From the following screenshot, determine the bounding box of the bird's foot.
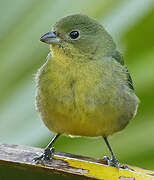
[33,147,55,164]
[104,156,120,168]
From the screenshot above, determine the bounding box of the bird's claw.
[104,156,120,168]
[33,147,55,164]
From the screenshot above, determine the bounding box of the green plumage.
[36,14,139,137]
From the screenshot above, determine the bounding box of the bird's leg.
[33,134,60,163]
[103,137,120,168]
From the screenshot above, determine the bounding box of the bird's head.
[40,14,116,62]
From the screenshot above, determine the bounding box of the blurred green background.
[0,0,154,171]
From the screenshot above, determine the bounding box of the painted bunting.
[34,14,139,167]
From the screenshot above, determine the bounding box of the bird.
[34,14,139,167]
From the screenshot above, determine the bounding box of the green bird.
[34,14,139,167]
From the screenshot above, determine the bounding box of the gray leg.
[103,137,120,167]
[33,134,60,163]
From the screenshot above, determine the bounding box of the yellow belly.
[36,56,138,137]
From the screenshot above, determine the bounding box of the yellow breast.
[36,53,138,137]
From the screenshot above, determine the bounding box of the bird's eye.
[69,30,80,40]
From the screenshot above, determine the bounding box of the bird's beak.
[40,30,58,44]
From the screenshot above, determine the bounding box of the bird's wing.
[112,51,134,90]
